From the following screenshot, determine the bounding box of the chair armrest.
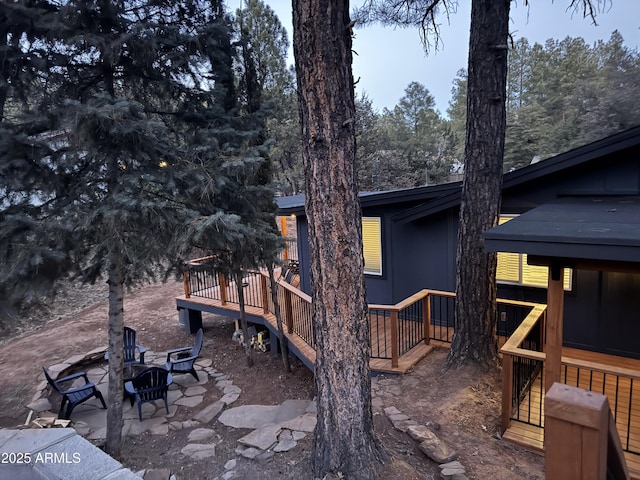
[124,381,135,395]
[56,371,89,385]
[62,382,97,395]
[137,346,146,365]
[170,355,198,366]
[166,347,191,361]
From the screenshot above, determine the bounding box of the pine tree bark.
[447,0,510,369]
[235,270,254,367]
[105,251,124,456]
[293,1,383,478]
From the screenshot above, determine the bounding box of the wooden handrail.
[560,356,640,382]
[275,275,312,302]
[504,347,546,362]
[500,305,547,353]
[186,255,218,265]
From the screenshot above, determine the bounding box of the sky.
[257,1,640,116]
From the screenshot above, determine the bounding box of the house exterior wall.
[498,151,640,358]
[288,138,640,358]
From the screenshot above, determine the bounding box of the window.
[362,217,382,275]
[496,216,572,290]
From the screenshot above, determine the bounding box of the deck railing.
[501,304,640,458]
[369,290,431,366]
[279,238,299,262]
[560,358,640,456]
[184,258,544,371]
[500,304,548,432]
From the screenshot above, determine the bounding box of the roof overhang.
[483,196,640,271]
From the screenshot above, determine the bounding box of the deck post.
[220,273,228,305]
[391,310,399,368]
[544,266,565,394]
[183,265,191,299]
[281,216,289,260]
[260,274,269,314]
[285,289,294,334]
[423,295,430,345]
[501,353,513,433]
[545,383,614,480]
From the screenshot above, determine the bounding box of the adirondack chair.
[165,328,203,381]
[123,326,146,365]
[124,367,172,421]
[43,367,107,420]
[104,326,146,366]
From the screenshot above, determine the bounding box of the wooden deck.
[504,347,640,478]
[176,291,433,375]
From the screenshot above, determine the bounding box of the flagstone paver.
[220,393,240,405]
[187,428,216,442]
[184,386,207,397]
[192,401,225,424]
[181,443,216,460]
[30,348,318,479]
[174,395,204,408]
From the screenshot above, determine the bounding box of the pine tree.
[0,0,275,456]
[293,1,384,477]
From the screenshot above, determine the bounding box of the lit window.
[362,217,382,276]
[496,216,572,290]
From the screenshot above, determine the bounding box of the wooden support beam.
[423,296,431,345]
[391,310,399,368]
[260,274,269,314]
[545,265,565,394]
[219,273,228,305]
[501,353,513,433]
[183,267,191,299]
[284,289,294,334]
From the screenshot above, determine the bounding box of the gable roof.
[276,181,461,216]
[393,125,640,224]
[275,126,640,220]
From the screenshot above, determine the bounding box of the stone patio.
[18,348,318,479]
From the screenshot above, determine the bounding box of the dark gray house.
[277,126,640,360]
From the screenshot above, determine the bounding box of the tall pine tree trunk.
[293,1,382,478]
[105,250,124,456]
[234,270,254,367]
[447,0,510,369]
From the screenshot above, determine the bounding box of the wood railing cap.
[545,382,609,429]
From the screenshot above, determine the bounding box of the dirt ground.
[0,280,545,479]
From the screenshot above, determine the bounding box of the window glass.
[497,216,572,290]
[362,217,382,275]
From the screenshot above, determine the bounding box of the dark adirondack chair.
[43,367,106,420]
[124,367,172,421]
[104,326,146,365]
[124,326,146,365]
[165,328,203,381]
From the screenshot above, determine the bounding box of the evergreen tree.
[0,0,279,455]
[0,0,65,322]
